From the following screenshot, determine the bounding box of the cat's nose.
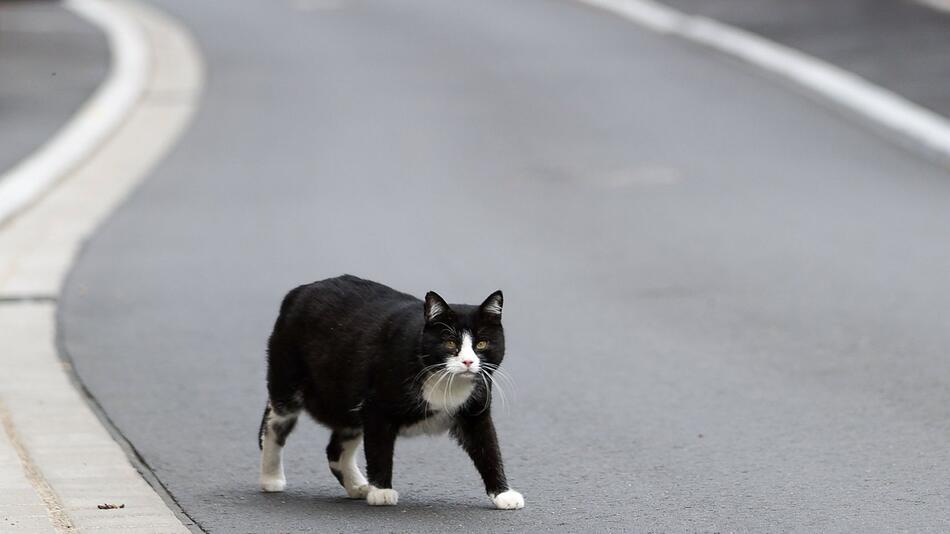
[461,359,474,367]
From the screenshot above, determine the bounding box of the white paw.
[492,489,524,510]
[260,476,286,493]
[366,487,399,506]
[346,483,370,499]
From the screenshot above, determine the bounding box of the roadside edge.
[0,0,205,531]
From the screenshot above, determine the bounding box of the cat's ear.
[424,291,451,323]
[479,290,503,321]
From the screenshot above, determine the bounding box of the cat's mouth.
[449,368,479,377]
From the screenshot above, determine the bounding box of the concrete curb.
[577,0,950,167]
[0,0,203,531]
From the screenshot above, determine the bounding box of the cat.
[258,274,524,510]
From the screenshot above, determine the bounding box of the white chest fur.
[399,411,453,437]
[421,374,475,413]
[400,374,476,437]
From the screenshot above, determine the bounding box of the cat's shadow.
[227,487,499,518]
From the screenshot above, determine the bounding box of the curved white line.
[0,0,149,227]
[915,0,950,14]
[578,0,950,164]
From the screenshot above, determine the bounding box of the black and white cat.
[258,275,524,509]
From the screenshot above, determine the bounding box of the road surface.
[59,0,950,531]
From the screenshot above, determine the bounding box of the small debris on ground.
[97,503,125,510]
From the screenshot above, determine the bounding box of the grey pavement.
[59,0,950,532]
[0,0,108,176]
[664,0,950,119]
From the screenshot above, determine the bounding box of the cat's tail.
[258,403,271,450]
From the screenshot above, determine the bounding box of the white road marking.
[577,0,950,165]
[0,0,149,228]
[915,0,950,14]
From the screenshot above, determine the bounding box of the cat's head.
[419,290,505,377]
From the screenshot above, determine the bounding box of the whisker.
[481,364,515,383]
[479,364,516,405]
[472,372,492,416]
[491,373,516,403]
[443,372,456,413]
[426,369,450,399]
[419,369,450,423]
[431,322,458,339]
[411,362,441,382]
[420,370,440,425]
[494,375,509,416]
[410,362,445,389]
[484,372,509,416]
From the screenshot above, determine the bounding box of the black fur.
[261,274,514,497]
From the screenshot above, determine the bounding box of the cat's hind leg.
[259,399,300,492]
[326,429,369,498]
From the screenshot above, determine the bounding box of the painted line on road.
[0,0,148,228]
[577,0,950,165]
[915,0,950,14]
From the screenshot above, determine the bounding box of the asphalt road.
[0,1,107,177]
[60,0,950,532]
[664,0,950,117]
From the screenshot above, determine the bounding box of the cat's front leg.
[452,411,525,510]
[326,429,369,498]
[363,417,399,506]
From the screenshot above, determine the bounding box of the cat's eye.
[475,340,489,350]
[444,340,457,350]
